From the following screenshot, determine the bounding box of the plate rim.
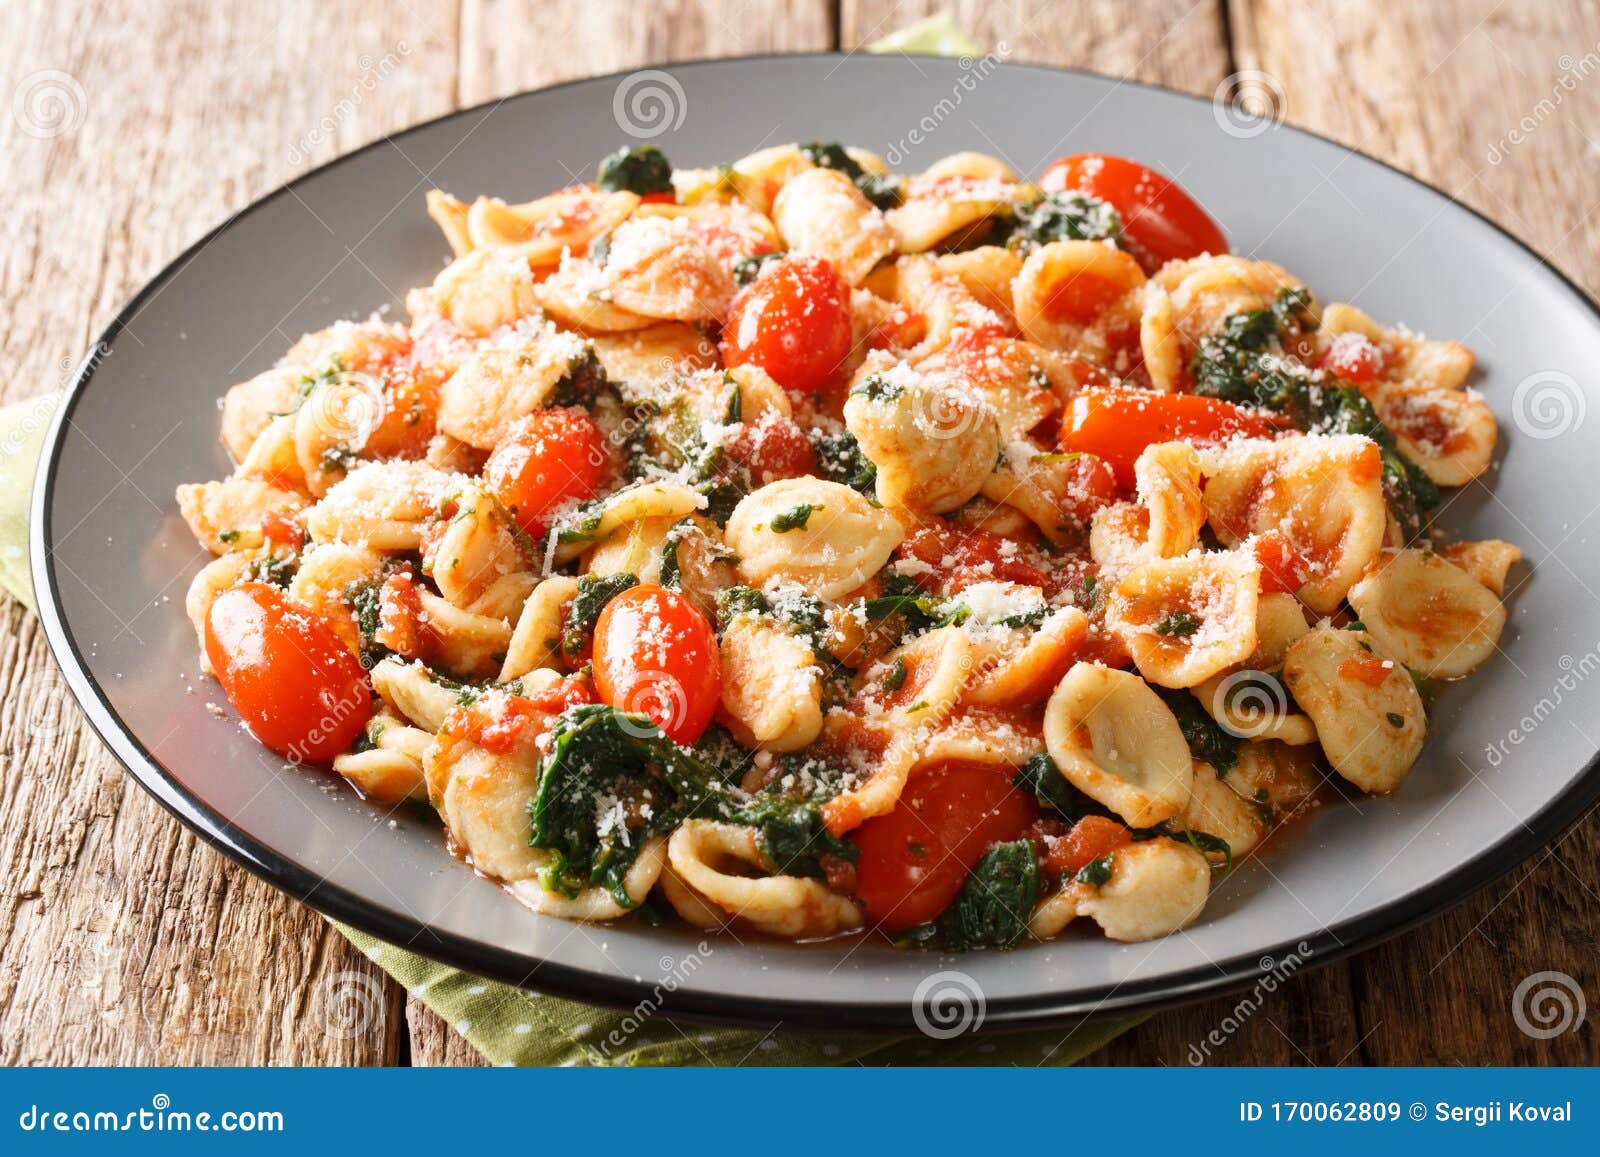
[29,51,1600,1033]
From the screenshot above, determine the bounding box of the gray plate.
[31,55,1600,1032]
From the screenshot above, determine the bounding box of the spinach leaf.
[1007,191,1122,254]
[769,504,817,533]
[798,141,903,210]
[596,145,674,197]
[939,840,1039,950]
[1154,610,1201,638]
[732,251,784,285]
[1155,687,1240,776]
[561,572,639,656]
[1013,752,1097,820]
[529,703,733,906]
[1076,855,1115,887]
[811,428,878,495]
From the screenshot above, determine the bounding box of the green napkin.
[0,20,1147,1062]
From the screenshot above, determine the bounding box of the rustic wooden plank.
[407,0,837,1066]
[456,0,836,105]
[841,0,1231,96]
[0,0,464,1064]
[1232,0,1600,1064]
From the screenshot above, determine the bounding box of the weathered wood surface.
[2,0,1594,1065]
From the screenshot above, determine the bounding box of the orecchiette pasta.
[179,140,1520,953]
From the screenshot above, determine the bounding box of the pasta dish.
[177,142,1516,949]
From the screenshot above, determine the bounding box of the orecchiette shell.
[772,167,895,285]
[1202,434,1387,614]
[1438,539,1522,596]
[666,821,862,938]
[1347,548,1507,678]
[437,325,596,450]
[725,477,904,600]
[1281,627,1426,794]
[717,611,824,752]
[842,365,999,514]
[1106,551,1261,688]
[500,575,579,681]
[176,476,305,555]
[1043,662,1195,827]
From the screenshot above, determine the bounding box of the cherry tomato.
[723,411,818,484]
[259,510,304,551]
[484,408,609,537]
[592,584,721,745]
[1056,452,1121,527]
[205,583,372,763]
[1060,388,1278,488]
[720,255,852,395]
[895,521,1051,594]
[1319,332,1386,384]
[1340,654,1394,688]
[1252,531,1311,595]
[851,759,1040,932]
[1040,154,1228,270]
[1043,815,1133,876]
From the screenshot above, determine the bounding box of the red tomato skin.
[592,585,721,745]
[1044,815,1133,876]
[851,760,1040,932]
[720,256,853,395]
[1253,531,1312,595]
[205,583,372,763]
[1320,333,1385,383]
[1060,388,1277,488]
[723,412,818,484]
[484,408,609,537]
[895,522,1051,594]
[1040,154,1228,270]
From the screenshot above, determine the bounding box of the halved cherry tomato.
[442,674,595,754]
[1319,332,1386,384]
[1340,654,1394,688]
[592,584,721,745]
[484,407,609,537]
[1056,452,1121,527]
[259,510,305,551]
[723,411,818,484]
[720,255,852,395]
[1040,154,1228,270]
[895,521,1051,594]
[205,583,372,762]
[1253,530,1311,595]
[1060,388,1277,488]
[851,759,1040,932]
[1043,815,1134,876]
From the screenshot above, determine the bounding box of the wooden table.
[4,0,1597,1066]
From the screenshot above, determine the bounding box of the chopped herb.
[1014,752,1100,819]
[217,529,241,545]
[882,657,907,692]
[1076,854,1115,887]
[851,372,903,403]
[1154,610,1201,638]
[769,504,818,533]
